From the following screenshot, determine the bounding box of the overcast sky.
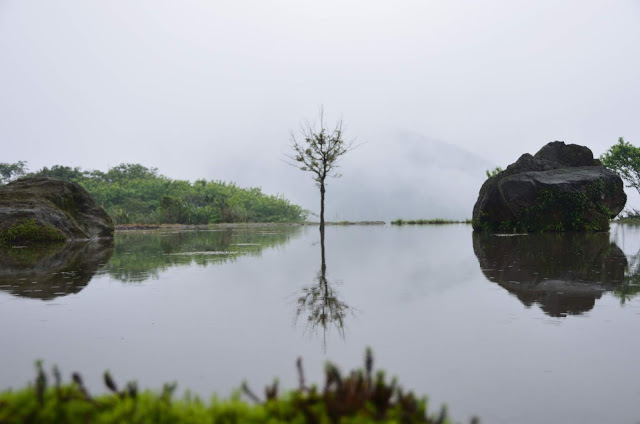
[1,1,639,219]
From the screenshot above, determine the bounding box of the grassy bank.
[613,218,640,224]
[0,350,474,424]
[613,209,640,224]
[391,219,472,225]
[25,163,307,225]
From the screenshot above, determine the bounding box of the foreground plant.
[0,350,478,423]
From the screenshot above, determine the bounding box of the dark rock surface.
[0,240,113,300]
[472,141,626,232]
[472,232,627,317]
[0,177,113,242]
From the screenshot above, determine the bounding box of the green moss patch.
[1,219,66,245]
[514,183,610,232]
[479,181,614,233]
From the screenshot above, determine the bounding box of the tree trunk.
[320,224,326,276]
[319,180,325,243]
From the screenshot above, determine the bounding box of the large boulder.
[472,141,626,232]
[0,177,114,244]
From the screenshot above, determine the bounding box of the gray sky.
[1,1,639,220]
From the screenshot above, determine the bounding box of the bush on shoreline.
[22,163,306,225]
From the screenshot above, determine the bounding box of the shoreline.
[114,221,387,231]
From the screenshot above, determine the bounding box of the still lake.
[1,224,640,423]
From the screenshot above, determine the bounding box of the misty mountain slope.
[285,132,494,222]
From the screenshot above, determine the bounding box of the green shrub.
[26,163,308,224]
[485,166,503,179]
[0,351,474,424]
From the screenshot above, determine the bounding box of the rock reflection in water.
[472,232,627,317]
[0,240,114,300]
[295,233,354,350]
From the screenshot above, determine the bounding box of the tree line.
[0,162,307,224]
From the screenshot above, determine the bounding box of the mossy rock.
[472,141,626,232]
[0,177,114,245]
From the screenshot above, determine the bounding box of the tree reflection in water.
[295,230,354,351]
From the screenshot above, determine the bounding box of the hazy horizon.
[2,1,639,219]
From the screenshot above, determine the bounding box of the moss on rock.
[0,177,114,244]
[472,142,626,233]
[0,219,66,245]
[499,183,611,233]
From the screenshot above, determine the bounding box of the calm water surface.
[1,224,640,424]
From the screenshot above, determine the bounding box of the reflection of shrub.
[104,227,301,283]
[4,243,65,266]
[614,280,640,305]
[614,249,640,305]
[0,351,472,423]
[1,219,65,245]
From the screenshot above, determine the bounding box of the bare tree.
[288,107,355,236]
